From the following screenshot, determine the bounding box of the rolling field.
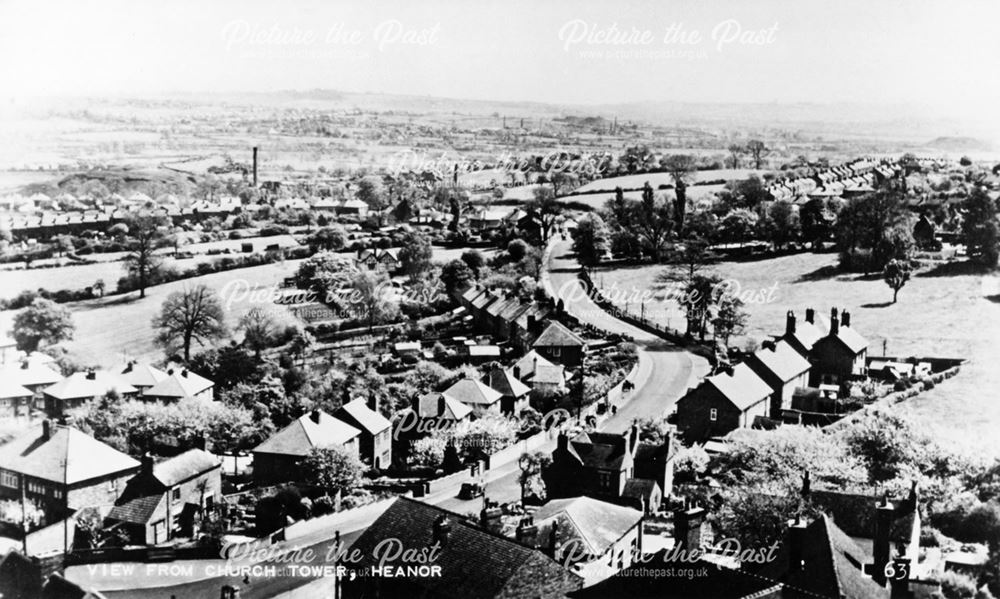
[574,168,761,193]
[594,252,1000,453]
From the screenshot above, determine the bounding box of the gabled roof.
[152,449,219,487]
[513,350,556,376]
[750,341,811,382]
[443,378,503,406]
[705,363,773,411]
[532,322,585,348]
[42,371,136,401]
[253,410,361,456]
[532,496,642,556]
[414,392,473,421]
[107,493,165,525]
[483,367,531,398]
[144,368,213,399]
[117,361,169,389]
[335,398,391,435]
[349,497,583,599]
[566,431,631,470]
[0,379,33,400]
[0,423,140,485]
[783,320,824,353]
[827,326,869,355]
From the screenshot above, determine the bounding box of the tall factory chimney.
[252,146,259,187]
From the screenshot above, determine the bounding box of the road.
[67,240,709,598]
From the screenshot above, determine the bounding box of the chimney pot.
[805,308,815,324]
[842,311,851,328]
[785,310,796,335]
[438,396,446,417]
[830,308,840,335]
[42,419,51,440]
[86,369,97,380]
[310,409,321,424]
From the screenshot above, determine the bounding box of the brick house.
[42,370,137,417]
[441,377,504,418]
[481,365,531,416]
[334,398,392,471]
[513,351,568,394]
[252,410,361,485]
[780,307,824,359]
[810,308,868,387]
[745,335,812,418]
[116,361,169,397]
[106,449,222,545]
[675,363,772,442]
[532,322,586,368]
[0,422,140,523]
[142,368,214,402]
[0,380,33,418]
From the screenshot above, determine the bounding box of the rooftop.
[253,410,361,457]
[0,423,140,485]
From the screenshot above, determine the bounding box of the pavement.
[66,239,709,598]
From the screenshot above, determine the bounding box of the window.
[598,471,613,489]
[172,487,181,501]
[0,471,18,488]
[709,408,718,421]
[550,347,561,357]
[27,480,44,495]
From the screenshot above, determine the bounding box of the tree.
[963,186,1000,267]
[507,238,528,261]
[720,209,759,247]
[440,259,475,297]
[11,298,74,352]
[122,213,168,298]
[348,270,399,331]
[571,213,611,267]
[356,179,390,226]
[54,234,74,258]
[153,285,228,362]
[882,259,911,304]
[727,144,744,169]
[683,273,722,341]
[836,192,913,272]
[300,445,363,496]
[526,186,563,243]
[662,154,697,234]
[712,296,749,347]
[288,330,316,365]
[746,139,770,169]
[766,200,800,249]
[92,279,106,298]
[636,182,674,261]
[518,451,552,503]
[799,198,834,249]
[398,230,434,280]
[461,249,485,278]
[308,226,347,251]
[239,307,278,355]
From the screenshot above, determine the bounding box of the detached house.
[675,363,772,442]
[745,334,812,418]
[442,378,504,418]
[116,361,169,396]
[810,308,868,386]
[334,398,392,470]
[482,365,531,416]
[252,410,361,485]
[0,380,33,417]
[42,370,137,416]
[513,351,568,393]
[0,422,140,521]
[107,449,222,545]
[532,322,586,368]
[355,248,399,272]
[143,368,214,402]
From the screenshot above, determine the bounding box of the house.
[513,351,567,393]
[355,247,399,272]
[334,398,392,470]
[0,379,33,417]
[0,422,140,521]
[810,308,868,386]
[467,208,511,231]
[758,515,890,599]
[42,370,137,416]
[442,378,504,418]
[532,322,586,367]
[343,497,584,599]
[116,361,169,396]
[252,409,361,485]
[482,365,531,416]
[107,449,222,545]
[0,332,16,365]
[408,392,473,430]
[335,198,369,218]
[515,496,643,585]
[780,308,824,359]
[745,332,812,418]
[0,551,108,599]
[142,368,214,402]
[675,363,773,442]
[544,424,674,511]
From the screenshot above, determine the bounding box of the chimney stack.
[432,515,452,545]
[252,147,259,187]
[437,396,446,417]
[367,394,378,415]
[805,308,815,324]
[785,311,796,335]
[548,521,561,558]
[85,369,97,380]
[310,409,321,424]
[515,516,537,545]
[830,308,839,335]
[841,310,851,328]
[871,495,895,587]
[556,432,568,453]
[42,419,51,440]
[787,517,808,571]
[141,453,154,476]
[673,503,706,552]
[512,365,521,379]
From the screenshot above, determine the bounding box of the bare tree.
[746,140,770,170]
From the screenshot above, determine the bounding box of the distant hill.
[923,136,994,152]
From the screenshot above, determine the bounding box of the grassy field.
[575,169,761,193]
[0,260,304,368]
[595,251,1000,453]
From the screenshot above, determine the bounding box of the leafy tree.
[301,445,364,496]
[518,451,552,502]
[92,279,106,298]
[963,186,1000,267]
[636,182,674,261]
[507,238,528,261]
[356,179,390,226]
[348,270,399,331]
[11,298,74,352]
[712,296,749,347]
[153,285,228,362]
[766,200,800,249]
[720,209,759,247]
[836,192,913,273]
[122,213,169,298]
[398,230,434,280]
[440,259,474,297]
[661,154,697,234]
[635,417,670,444]
[883,259,911,304]
[683,273,723,341]
[745,139,770,169]
[288,330,316,365]
[307,226,347,251]
[239,307,278,355]
[571,213,611,266]
[525,186,563,243]
[727,144,744,169]
[460,249,485,278]
[840,409,928,483]
[294,252,358,300]
[722,175,770,211]
[799,198,834,249]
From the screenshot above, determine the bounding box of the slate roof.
[759,515,888,599]
[253,410,361,457]
[706,363,773,411]
[413,392,473,421]
[751,341,811,382]
[153,449,219,487]
[443,378,503,406]
[513,351,566,385]
[566,431,630,470]
[808,488,918,543]
[828,326,869,355]
[335,398,391,435]
[532,322,585,348]
[0,379,33,400]
[349,497,583,599]
[0,423,140,484]
[483,367,531,398]
[622,478,660,502]
[532,496,642,556]
[42,371,137,401]
[107,493,165,525]
[144,369,213,399]
[784,320,824,352]
[117,362,169,389]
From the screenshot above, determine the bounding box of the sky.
[1,0,999,114]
